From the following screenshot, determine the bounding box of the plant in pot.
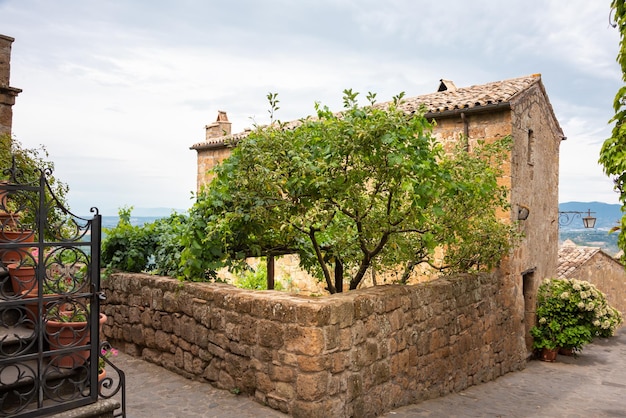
[529,318,559,361]
[45,302,107,369]
[530,278,622,360]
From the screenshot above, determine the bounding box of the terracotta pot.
[46,313,107,369]
[558,347,574,356]
[98,368,106,382]
[8,264,37,294]
[1,230,35,265]
[540,347,558,362]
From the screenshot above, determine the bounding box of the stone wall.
[102,272,527,417]
[0,34,21,136]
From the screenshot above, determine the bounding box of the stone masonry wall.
[0,34,21,136]
[102,272,527,417]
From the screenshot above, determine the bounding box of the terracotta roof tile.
[397,74,540,115]
[557,241,601,279]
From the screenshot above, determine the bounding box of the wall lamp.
[558,209,596,228]
[517,205,530,221]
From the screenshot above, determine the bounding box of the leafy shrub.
[101,207,155,273]
[530,278,623,352]
[101,207,186,275]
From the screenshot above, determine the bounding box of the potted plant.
[45,303,107,369]
[530,278,623,361]
[529,321,559,361]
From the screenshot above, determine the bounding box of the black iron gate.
[0,161,125,417]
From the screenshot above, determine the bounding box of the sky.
[0,0,622,216]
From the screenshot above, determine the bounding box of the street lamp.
[558,209,596,228]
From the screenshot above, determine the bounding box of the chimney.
[438,79,457,92]
[0,34,21,136]
[205,110,231,140]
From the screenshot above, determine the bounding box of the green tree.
[600,0,626,256]
[180,90,518,293]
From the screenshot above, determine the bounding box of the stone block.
[163,291,179,312]
[269,364,296,382]
[180,315,196,343]
[296,372,329,401]
[143,327,156,348]
[297,354,329,373]
[324,324,339,350]
[284,326,324,356]
[151,288,164,310]
[274,381,295,399]
[255,371,274,393]
[258,320,284,348]
[295,302,331,326]
[266,393,290,414]
[292,399,343,418]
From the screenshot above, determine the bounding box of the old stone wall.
[194,146,231,191]
[0,34,21,136]
[102,272,526,417]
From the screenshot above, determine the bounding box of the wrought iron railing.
[0,160,125,417]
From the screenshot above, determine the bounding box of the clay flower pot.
[540,347,558,362]
[46,313,107,369]
[0,229,35,264]
[8,263,37,294]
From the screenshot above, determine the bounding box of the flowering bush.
[530,278,623,352]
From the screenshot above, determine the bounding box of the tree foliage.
[180,90,518,292]
[1,134,69,208]
[600,0,626,258]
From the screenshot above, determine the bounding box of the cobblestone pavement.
[112,328,626,417]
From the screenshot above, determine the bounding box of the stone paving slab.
[112,328,626,417]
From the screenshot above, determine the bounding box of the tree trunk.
[335,259,343,293]
[266,255,275,290]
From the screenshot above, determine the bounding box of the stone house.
[190,74,564,353]
[0,34,21,135]
[558,240,626,315]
